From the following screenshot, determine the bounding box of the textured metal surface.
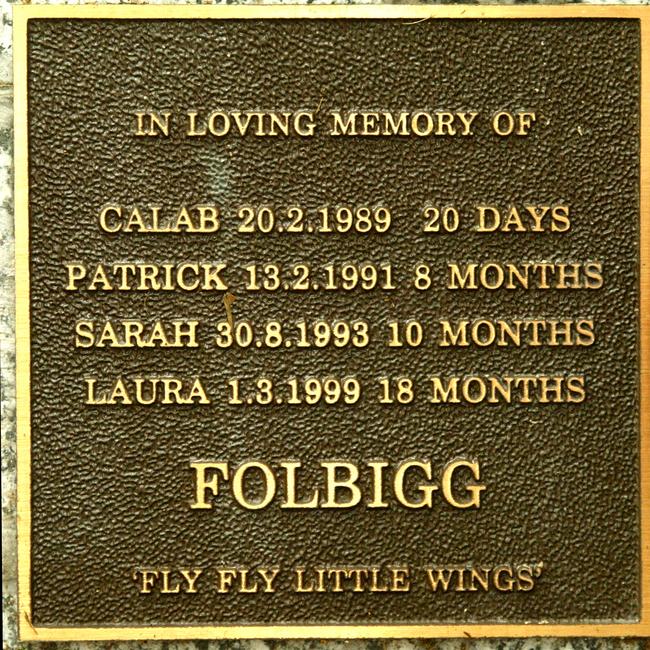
[25,17,639,627]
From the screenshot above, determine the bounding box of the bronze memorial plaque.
[13,4,650,640]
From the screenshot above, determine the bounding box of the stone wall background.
[1,0,648,648]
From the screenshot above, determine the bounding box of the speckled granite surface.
[1,1,649,648]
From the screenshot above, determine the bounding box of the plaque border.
[13,3,650,640]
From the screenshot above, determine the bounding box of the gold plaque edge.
[12,4,650,640]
